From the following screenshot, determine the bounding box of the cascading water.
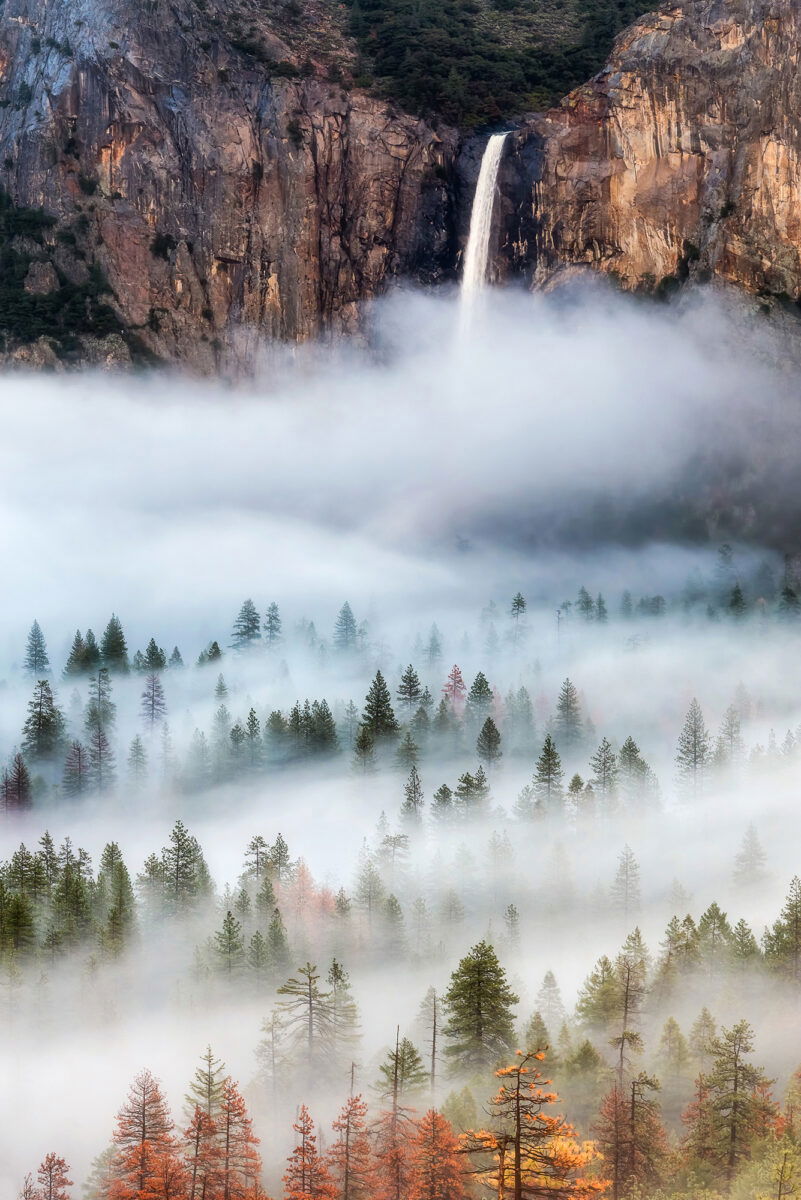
[459,131,509,332]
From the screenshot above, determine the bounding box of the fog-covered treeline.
[6,290,801,1200]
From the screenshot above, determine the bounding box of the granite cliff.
[4,0,801,368]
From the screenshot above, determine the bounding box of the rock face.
[505,0,801,299]
[0,0,456,368]
[5,0,801,368]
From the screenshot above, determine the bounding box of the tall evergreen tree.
[676,698,711,797]
[231,599,261,649]
[334,602,358,653]
[443,940,518,1072]
[263,601,282,645]
[100,615,130,674]
[554,678,583,749]
[21,680,65,761]
[24,620,50,676]
[140,672,167,730]
[397,664,423,713]
[63,740,89,797]
[532,735,564,813]
[476,716,502,765]
[362,671,400,739]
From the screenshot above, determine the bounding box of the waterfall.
[459,132,509,327]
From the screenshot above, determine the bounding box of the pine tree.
[401,765,424,823]
[442,665,467,711]
[327,1094,372,1200]
[231,599,261,649]
[63,630,88,677]
[141,672,167,730]
[465,672,493,730]
[35,1153,73,1200]
[427,624,443,667]
[589,738,618,807]
[594,1074,667,1200]
[88,725,116,792]
[536,970,566,1032]
[267,907,291,971]
[395,731,419,771]
[610,846,641,922]
[334,602,358,653]
[284,1105,337,1200]
[62,740,89,796]
[182,1105,219,1200]
[217,1077,262,1196]
[432,784,454,823]
[462,1051,601,1200]
[21,680,65,761]
[362,671,400,738]
[109,1068,179,1196]
[409,1109,464,1200]
[2,753,32,809]
[100,615,130,673]
[476,716,502,765]
[532,735,564,813]
[127,735,148,785]
[733,824,767,887]
[554,678,583,749]
[675,698,711,797]
[443,940,518,1072]
[397,664,423,713]
[84,668,116,736]
[263,601,282,645]
[377,1036,429,1103]
[169,646,183,668]
[353,725,376,772]
[160,819,213,913]
[24,620,50,676]
[214,910,246,975]
[764,876,801,980]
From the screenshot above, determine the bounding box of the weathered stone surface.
[502,0,801,300]
[0,0,456,368]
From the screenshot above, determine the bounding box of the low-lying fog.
[3,285,801,1193]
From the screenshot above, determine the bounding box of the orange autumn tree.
[409,1110,465,1200]
[461,1051,608,1200]
[218,1078,264,1200]
[327,1094,372,1200]
[184,1106,221,1200]
[284,1105,337,1200]
[107,1068,184,1200]
[36,1154,73,1200]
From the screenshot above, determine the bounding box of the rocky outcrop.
[0,0,456,368]
[505,0,801,300]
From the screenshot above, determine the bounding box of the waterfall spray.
[459,132,509,332]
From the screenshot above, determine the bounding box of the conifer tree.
[443,940,518,1072]
[88,725,116,792]
[84,668,116,736]
[476,716,502,765]
[589,738,617,807]
[100,615,130,673]
[62,740,89,796]
[263,602,282,645]
[594,1073,667,1200]
[141,672,167,730]
[217,1077,262,1196]
[432,784,454,823]
[465,672,493,730]
[334,602,358,653]
[267,907,291,972]
[462,1052,602,1200]
[377,1037,429,1103]
[554,678,583,749]
[231,599,261,649]
[24,620,50,676]
[395,731,419,771]
[127,735,148,785]
[733,824,768,887]
[675,698,711,797]
[401,765,424,823]
[21,680,65,761]
[532,735,564,813]
[427,624,443,666]
[214,910,246,975]
[109,1069,179,1196]
[63,631,87,677]
[353,725,376,772]
[409,1109,464,1200]
[182,1105,219,1200]
[362,671,400,739]
[536,970,566,1032]
[397,664,423,713]
[764,876,801,980]
[327,1094,371,1200]
[610,846,641,922]
[284,1105,337,1200]
[2,752,32,809]
[35,1153,73,1200]
[169,646,183,668]
[442,665,467,711]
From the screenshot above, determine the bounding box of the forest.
[5,543,801,1200]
